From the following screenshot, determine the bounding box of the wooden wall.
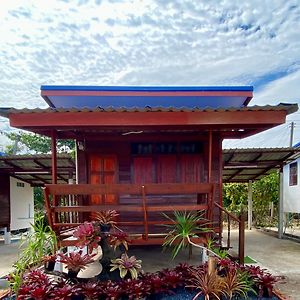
[76,133,223,232]
[0,173,10,229]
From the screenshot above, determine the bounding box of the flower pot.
[100,224,111,233]
[44,260,56,272]
[67,269,79,279]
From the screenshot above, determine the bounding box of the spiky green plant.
[188,268,226,300]
[163,210,211,259]
[222,268,255,299]
[110,253,142,279]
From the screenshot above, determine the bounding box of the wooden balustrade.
[214,202,245,265]
[44,183,215,246]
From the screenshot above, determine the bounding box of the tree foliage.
[5,131,75,154]
[223,172,279,226]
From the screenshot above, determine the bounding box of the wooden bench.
[44,183,215,246]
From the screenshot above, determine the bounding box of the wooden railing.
[214,202,245,265]
[44,183,215,246]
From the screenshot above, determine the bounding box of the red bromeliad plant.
[76,282,102,300]
[73,221,101,252]
[140,273,170,295]
[17,269,52,300]
[49,282,75,300]
[244,265,279,297]
[255,272,279,298]
[109,231,131,252]
[160,269,184,289]
[100,280,122,300]
[121,278,151,299]
[58,250,96,274]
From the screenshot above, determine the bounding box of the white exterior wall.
[283,157,300,213]
[10,177,34,231]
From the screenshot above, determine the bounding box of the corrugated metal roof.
[0,103,298,117]
[0,153,75,186]
[1,147,299,185]
[223,147,300,182]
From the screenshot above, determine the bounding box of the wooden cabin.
[0,86,297,247]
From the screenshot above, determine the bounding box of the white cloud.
[224,70,300,148]
[0,0,300,148]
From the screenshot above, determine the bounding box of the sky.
[1,0,300,150]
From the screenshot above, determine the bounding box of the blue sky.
[1,0,300,149]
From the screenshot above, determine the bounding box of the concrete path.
[0,238,24,278]
[228,229,300,299]
[0,230,299,298]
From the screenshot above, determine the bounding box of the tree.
[5,131,75,154]
[223,171,279,227]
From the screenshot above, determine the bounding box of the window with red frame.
[289,162,298,186]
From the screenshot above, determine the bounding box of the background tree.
[5,131,75,154]
[223,171,279,227]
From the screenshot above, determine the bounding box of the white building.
[283,155,300,213]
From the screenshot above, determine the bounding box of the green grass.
[244,255,257,264]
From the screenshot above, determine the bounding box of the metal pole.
[278,170,284,239]
[289,122,295,147]
[247,180,253,230]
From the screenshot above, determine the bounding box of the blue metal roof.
[40,85,253,109]
[41,85,253,92]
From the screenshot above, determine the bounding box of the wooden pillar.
[238,213,245,265]
[278,169,284,239]
[247,180,253,230]
[51,130,57,184]
[208,130,212,183]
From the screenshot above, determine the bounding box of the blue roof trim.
[41,85,253,92]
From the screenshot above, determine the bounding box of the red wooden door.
[89,155,117,204]
[180,154,202,183]
[133,157,153,184]
[157,155,177,183]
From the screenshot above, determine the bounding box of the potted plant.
[94,210,119,232]
[162,210,211,259]
[73,222,101,253]
[42,254,57,271]
[58,251,96,278]
[110,253,142,280]
[109,231,131,253]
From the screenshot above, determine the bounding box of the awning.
[0,154,75,186]
[223,147,300,183]
[1,147,298,186]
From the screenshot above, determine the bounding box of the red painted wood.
[133,157,153,184]
[0,174,10,228]
[51,130,57,184]
[9,110,287,128]
[180,155,202,183]
[89,155,117,204]
[157,155,177,183]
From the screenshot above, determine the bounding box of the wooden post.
[247,180,253,230]
[51,130,57,184]
[238,213,245,265]
[227,215,231,249]
[141,185,149,240]
[208,131,212,183]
